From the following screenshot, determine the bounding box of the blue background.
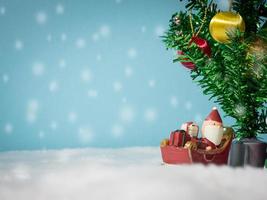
[0,0,239,151]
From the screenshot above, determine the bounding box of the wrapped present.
[169,130,191,147]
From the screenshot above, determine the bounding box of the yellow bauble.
[209,12,245,43]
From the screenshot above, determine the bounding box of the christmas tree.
[163,0,267,140]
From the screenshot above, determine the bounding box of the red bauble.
[177,36,211,70]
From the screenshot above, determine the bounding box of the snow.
[155,25,165,36]
[113,81,123,92]
[55,4,64,15]
[170,96,179,108]
[75,38,86,48]
[81,69,93,82]
[88,89,98,98]
[99,25,111,38]
[111,124,124,138]
[68,112,77,123]
[0,6,5,15]
[2,74,9,83]
[32,62,45,76]
[26,99,39,123]
[127,48,137,59]
[4,123,13,134]
[49,81,59,93]
[119,105,135,123]
[14,39,24,50]
[185,101,192,111]
[35,11,47,25]
[148,79,156,88]
[144,108,158,122]
[50,121,58,131]
[78,127,94,144]
[0,147,266,200]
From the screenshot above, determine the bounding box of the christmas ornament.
[181,121,199,138]
[177,36,211,70]
[177,8,211,70]
[209,12,245,43]
[202,107,224,146]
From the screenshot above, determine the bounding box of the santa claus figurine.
[201,107,224,150]
[181,122,199,138]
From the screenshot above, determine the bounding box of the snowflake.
[92,33,99,42]
[88,89,98,98]
[56,3,64,15]
[81,68,93,82]
[125,66,133,77]
[59,59,66,68]
[155,25,165,36]
[49,81,59,92]
[78,126,94,144]
[170,96,179,108]
[61,33,67,41]
[75,38,86,48]
[144,108,158,122]
[4,123,13,134]
[35,11,47,25]
[141,26,146,33]
[185,101,192,111]
[122,97,127,103]
[32,62,45,76]
[96,54,102,61]
[47,34,52,42]
[68,112,77,123]
[15,39,24,50]
[127,48,137,59]
[99,25,111,38]
[2,74,9,83]
[26,99,39,124]
[0,6,6,15]
[148,79,156,88]
[39,131,45,139]
[111,124,124,138]
[50,121,58,130]
[113,81,123,92]
[119,105,135,123]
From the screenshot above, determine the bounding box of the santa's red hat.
[205,107,222,123]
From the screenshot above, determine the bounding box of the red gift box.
[169,130,191,147]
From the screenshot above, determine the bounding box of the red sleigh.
[160,127,234,165]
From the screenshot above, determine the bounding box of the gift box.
[169,130,191,147]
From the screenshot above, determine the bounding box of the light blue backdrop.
[0,0,237,151]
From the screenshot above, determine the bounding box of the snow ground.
[0,147,266,200]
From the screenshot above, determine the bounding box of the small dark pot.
[228,138,267,168]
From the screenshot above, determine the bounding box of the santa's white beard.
[203,125,223,145]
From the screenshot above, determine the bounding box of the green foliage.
[162,0,267,139]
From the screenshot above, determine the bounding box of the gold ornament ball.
[209,12,245,43]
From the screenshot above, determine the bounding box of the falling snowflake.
[4,123,13,134]
[88,89,98,98]
[2,74,9,83]
[185,101,192,110]
[96,54,102,61]
[32,62,45,76]
[47,34,52,42]
[148,79,156,88]
[75,38,86,48]
[26,112,37,123]
[141,26,147,33]
[81,68,93,82]
[49,81,59,92]
[125,66,133,77]
[0,6,6,15]
[170,96,179,108]
[35,11,47,25]
[122,97,127,103]
[68,112,77,123]
[61,33,67,41]
[113,81,123,92]
[58,59,66,68]
[56,3,64,15]
[115,0,122,4]
[99,25,111,38]
[26,99,39,123]
[50,121,58,130]
[78,126,94,144]
[119,105,135,123]
[92,33,99,42]
[39,131,45,139]
[127,48,137,59]
[155,25,165,36]
[144,108,158,122]
[111,124,124,138]
[14,39,24,50]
